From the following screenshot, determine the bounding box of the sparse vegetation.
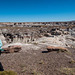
[39,60,44,64]
[32,42,38,45]
[0,71,17,75]
[59,68,75,75]
[69,59,75,64]
[21,67,26,73]
[65,50,72,55]
[31,70,41,75]
[57,49,72,55]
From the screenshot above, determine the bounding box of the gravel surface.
[0,45,75,75]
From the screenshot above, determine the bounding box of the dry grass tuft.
[59,68,75,75]
[0,70,17,75]
[69,59,75,64]
[39,60,44,64]
[31,70,41,75]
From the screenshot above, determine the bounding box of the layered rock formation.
[0,21,75,49]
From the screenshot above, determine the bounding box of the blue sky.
[0,0,75,22]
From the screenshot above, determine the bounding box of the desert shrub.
[59,68,75,75]
[69,59,75,64]
[31,70,41,75]
[32,42,38,45]
[0,71,17,75]
[39,60,44,64]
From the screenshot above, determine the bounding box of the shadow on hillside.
[42,51,49,53]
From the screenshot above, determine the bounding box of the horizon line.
[0,20,75,23]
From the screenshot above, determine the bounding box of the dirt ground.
[0,46,75,75]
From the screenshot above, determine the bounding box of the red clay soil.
[0,47,75,75]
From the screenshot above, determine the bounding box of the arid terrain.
[0,47,75,75]
[0,21,75,75]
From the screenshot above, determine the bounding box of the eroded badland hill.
[0,21,75,75]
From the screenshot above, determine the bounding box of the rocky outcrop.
[2,45,21,53]
[0,23,74,49]
[50,28,62,35]
[47,46,68,52]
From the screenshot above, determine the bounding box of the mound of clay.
[2,45,21,53]
[47,46,68,52]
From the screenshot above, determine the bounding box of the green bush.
[0,71,17,75]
